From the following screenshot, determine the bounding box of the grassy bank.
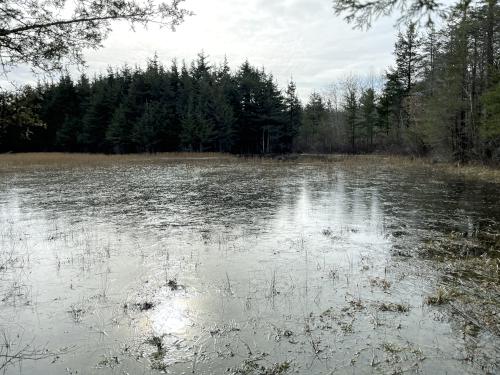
[0,152,233,169]
[1,152,499,183]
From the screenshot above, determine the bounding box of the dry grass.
[425,287,456,306]
[0,152,499,183]
[0,152,234,170]
[309,154,500,183]
[377,302,410,313]
[375,155,500,183]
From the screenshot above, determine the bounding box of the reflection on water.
[152,297,191,335]
[0,160,498,374]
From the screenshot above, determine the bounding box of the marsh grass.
[0,152,234,171]
[97,355,120,369]
[425,287,458,306]
[369,277,392,291]
[145,335,168,371]
[230,357,291,375]
[1,152,499,183]
[422,223,500,338]
[68,303,86,323]
[377,302,410,313]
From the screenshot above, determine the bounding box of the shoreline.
[1,152,499,183]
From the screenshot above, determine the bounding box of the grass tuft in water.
[231,358,291,375]
[377,302,410,313]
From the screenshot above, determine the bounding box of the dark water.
[0,159,498,374]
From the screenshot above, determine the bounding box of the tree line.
[297,0,499,162]
[0,54,301,154]
[0,0,498,162]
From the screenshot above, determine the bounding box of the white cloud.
[2,0,401,101]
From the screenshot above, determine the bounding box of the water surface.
[0,157,498,374]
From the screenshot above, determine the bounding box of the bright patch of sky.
[4,0,406,101]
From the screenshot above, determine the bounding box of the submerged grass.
[145,335,168,371]
[422,224,500,337]
[377,302,410,313]
[231,358,291,375]
[425,287,459,306]
[1,152,499,374]
[1,152,499,182]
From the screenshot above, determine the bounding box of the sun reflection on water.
[150,297,191,335]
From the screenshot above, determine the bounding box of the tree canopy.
[0,55,301,154]
[333,0,453,28]
[0,0,190,73]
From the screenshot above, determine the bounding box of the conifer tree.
[343,81,359,152]
[282,80,302,152]
[395,23,423,94]
[359,88,377,147]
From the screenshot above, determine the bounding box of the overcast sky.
[5,0,401,101]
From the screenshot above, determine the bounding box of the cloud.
[2,0,400,101]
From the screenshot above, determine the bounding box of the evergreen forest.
[1,1,499,162]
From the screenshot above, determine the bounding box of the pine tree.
[80,71,127,152]
[359,88,377,148]
[282,80,302,152]
[55,74,90,151]
[395,23,423,94]
[377,69,405,141]
[343,83,359,152]
[297,92,328,152]
[132,101,168,152]
[212,58,236,152]
[39,75,80,150]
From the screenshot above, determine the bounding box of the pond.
[0,156,499,374]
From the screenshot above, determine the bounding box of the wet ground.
[0,156,499,374]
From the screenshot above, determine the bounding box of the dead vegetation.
[1,153,499,183]
[0,153,499,374]
[97,355,120,369]
[68,304,86,323]
[425,287,459,306]
[0,331,71,373]
[230,356,291,375]
[422,221,500,337]
[134,301,155,311]
[377,302,410,313]
[0,152,235,172]
[379,341,425,372]
[369,277,392,291]
[145,335,168,371]
[167,279,182,291]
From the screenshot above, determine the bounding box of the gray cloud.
[2,0,400,101]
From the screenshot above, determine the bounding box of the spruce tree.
[395,23,423,94]
[343,84,359,152]
[282,80,302,152]
[359,88,377,148]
